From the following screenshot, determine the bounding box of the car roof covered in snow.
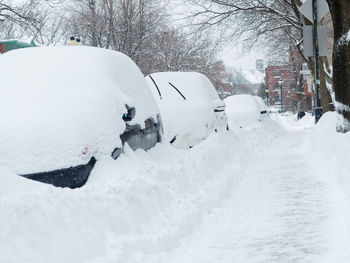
[0,46,159,174]
[147,71,220,101]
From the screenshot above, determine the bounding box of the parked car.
[224,94,263,128]
[0,46,162,188]
[254,96,268,116]
[145,72,228,149]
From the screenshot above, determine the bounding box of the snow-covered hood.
[0,46,160,174]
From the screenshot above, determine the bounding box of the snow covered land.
[1,110,350,263]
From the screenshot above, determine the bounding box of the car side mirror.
[122,105,136,121]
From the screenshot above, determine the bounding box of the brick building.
[298,63,314,111]
[265,65,298,111]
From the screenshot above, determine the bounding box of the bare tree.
[42,0,231,92]
[147,27,229,91]
[0,0,66,45]
[188,0,334,111]
[66,0,165,54]
[149,29,213,71]
[0,0,41,25]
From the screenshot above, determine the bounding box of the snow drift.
[2,110,350,262]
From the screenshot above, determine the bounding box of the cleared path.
[164,119,347,263]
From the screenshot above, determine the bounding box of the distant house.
[265,65,298,111]
[0,39,37,54]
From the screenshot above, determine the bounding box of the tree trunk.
[327,0,350,132]
[320,57,334,112]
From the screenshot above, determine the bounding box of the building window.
[273,69,281,77]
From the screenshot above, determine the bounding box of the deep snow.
[1,112,350,263]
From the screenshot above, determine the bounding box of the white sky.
[220,45,266,70]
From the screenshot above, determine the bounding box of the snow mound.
[0,46,159,174]
[0,131,243,263]
[2,110,350,262]
[315,111,337,132]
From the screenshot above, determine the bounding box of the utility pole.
[278,79,284,112]
[313,0,323,123]
[265,88,270,106]
[280,85,283,112]
[301,0,329,123]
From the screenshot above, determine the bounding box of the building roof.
[0,39,36,50]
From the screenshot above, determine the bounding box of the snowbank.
[0,131,243,263]
[304,112,350,259]
[2,110,350,262]
[0,46,159,174]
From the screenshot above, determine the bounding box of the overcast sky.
[220,45,266,70]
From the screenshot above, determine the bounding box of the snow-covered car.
[145,72,228,149]
[224,94,263,128]
[0,46,162,188]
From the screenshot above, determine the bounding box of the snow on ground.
[1,112,350,262]
[156,112,350,263]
